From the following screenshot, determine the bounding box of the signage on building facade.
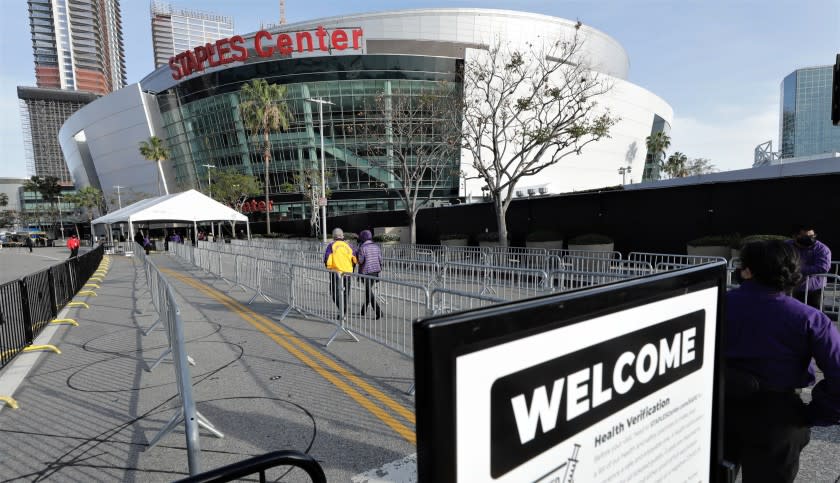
[240,199,274,214]
[413,263,728,482]
[169,26,365,80]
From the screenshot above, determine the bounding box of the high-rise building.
[780,65,840,159]
[150,2,234,69]
[27,0,126,95]
[18,87,99,183]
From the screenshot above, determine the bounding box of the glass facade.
[157,55,462,221]
[780,66,840,159]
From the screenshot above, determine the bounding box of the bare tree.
[281,166,332,238]
[359,83,461,243]
[460,27,618,245]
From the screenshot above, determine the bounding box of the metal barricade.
[258,259,292,305]
[627,252,726,272]
[381,257,442,289]
[806,273,840,321]
[0,279,29,369]
[443,245,486,265]
[548,268,632,292]
[381,243,441,263]
[440,262,548,300]
[429,287,506,315]
[483,246,549,271]
[140,253,223,475]
[342,272,430,357]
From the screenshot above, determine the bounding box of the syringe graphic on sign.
[534,444,581,483]
[562,444,580,483]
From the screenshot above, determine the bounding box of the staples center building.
[59,8,672,222]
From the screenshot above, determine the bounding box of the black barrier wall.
[0,246,104,371]
[266,174,840,253]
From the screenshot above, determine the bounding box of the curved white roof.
[140,8,630,92]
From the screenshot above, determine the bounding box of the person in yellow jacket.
[323,227,357,317]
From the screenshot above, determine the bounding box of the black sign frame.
[413,262,728,483]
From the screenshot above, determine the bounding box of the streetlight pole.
[113,185,123,209]
[306,98,334,243]
[618,166,632,185]
[202,164,216,198]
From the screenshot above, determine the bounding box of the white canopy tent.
[91,190,249,246]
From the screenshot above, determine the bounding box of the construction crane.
[280,0,286,24]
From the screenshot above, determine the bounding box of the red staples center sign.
[169,26,365,80]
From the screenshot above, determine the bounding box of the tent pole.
[194,221,198,246]
[246,222,250,241]
[129,220,134,252]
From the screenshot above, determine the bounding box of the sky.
[1,0,838,179]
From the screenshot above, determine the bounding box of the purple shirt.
[726,280,840,426]
[356,240,382,274]
[786,239,832,292]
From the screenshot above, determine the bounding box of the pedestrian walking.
[323,227,356,318]
[355,230,383,319]
[724,239,840,482]
[66,234,79,258]
[787,224,831,310]
[25,235,34,254]
[143,235,152,255]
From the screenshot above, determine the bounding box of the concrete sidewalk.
[0,253,415,482]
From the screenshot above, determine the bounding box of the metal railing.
[0,246,104,372]
[174,450,325,483]
[136,241,223,476]
[805,273,840,321]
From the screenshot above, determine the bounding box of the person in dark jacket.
[355,230,383,319]
[787,225,832,310]
[724,240,840,482]
[24,235,33,253]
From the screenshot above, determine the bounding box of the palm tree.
[23,176,62,229]
[66,187,104,222]
[644,131,671,180]
[239,79,292,234]
[663,151,689,178]
[138,136,170,195]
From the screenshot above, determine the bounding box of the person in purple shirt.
[787,224,832,310]
[355,230,383,319]
[725,239,840,482]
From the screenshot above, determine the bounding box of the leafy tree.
[66,186,104,222]
[458,28,618,245]
[239,79,293,234]
[661,153,716,178]
[23,175,62,228]
[209,170,262,235]
[686,158,715,176]
[662,151,688,178]
[0,193,8,208]
[359,83,461,243]
[0,209,18,227]
[138,136,171,195]
[644,131,671,180]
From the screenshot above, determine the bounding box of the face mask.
[796,235,815,247]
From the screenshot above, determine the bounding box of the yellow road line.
[161,268,417,443]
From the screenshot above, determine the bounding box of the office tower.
[780,65,840,159]
[151,1,234,69]
[27,0,126,95]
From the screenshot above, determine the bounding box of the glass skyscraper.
[151,2,234,69]
[779,66,840,159]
